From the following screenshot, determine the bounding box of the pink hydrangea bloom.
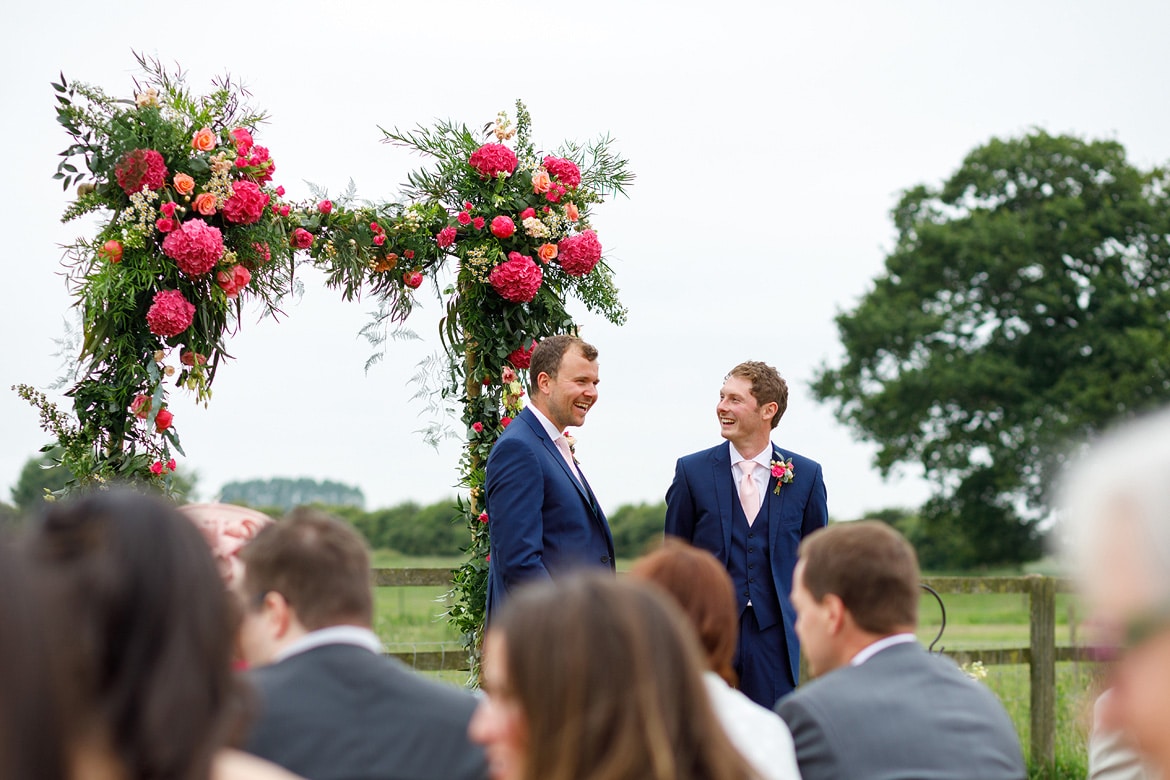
[489,252,543,303]
[542,156,582,188]
[557,230,603,277]
[145,289,196,338]
[222,181,270,225]
[162,219,224,277]
[115,149,168,194]
[469,143,518,178]
[507,340,537,369]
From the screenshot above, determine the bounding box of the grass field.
[370,553,1095,777]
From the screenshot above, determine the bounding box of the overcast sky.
[3,1,1168,519]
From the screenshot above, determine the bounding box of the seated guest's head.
[1061,407,1170,772]
[235,507,373,666]
[0,540,70,780]
[180,502,274,587]
[629,539,739,686]
[25,489,241,780]
[791,521,920,677]
[470,574,755,780]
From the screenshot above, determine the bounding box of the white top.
[729,442,773,499]
[529,405,581,479]
[703,671,801,780]
[274,625,383,663]
[849,633,918,667]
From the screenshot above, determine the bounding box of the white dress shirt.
[529,405,580,480]
[274,625,383,663]
[849,633,918,667]
[703,671,801,780]
[729,442,773,498]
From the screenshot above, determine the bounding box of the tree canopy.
[813,130,1170,564]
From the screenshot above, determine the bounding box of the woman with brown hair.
[630,541,800,780]
[468,573,759,780]
[24,489,299,780]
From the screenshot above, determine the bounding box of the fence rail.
[374,570,1081,768]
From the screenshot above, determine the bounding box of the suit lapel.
[523,409,598,514]
[710,442,735,556]
[767,443,788,553]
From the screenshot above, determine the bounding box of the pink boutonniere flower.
[770,457,795,495]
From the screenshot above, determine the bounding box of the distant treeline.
[220,478,364,510]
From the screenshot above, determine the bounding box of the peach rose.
[192,193,217,216]
[565,202,580,222]
[173,173,195,196]
[191,127,216,152]
[537,243,558,263]
[531,169,552,194]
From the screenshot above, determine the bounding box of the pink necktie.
[556,436,581,482]
[738,461,760,525]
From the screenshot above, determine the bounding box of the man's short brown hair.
[727,361,788,429]
[798,521,920,634]
[528,334,598,392]
[239,507,373,630]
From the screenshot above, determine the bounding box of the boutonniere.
[562,431,579,463]
[770,458,794,495]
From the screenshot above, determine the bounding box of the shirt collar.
[729,442,774,471]
[850,633,918,666]
[528,404,568,444]
[274,625,383,663]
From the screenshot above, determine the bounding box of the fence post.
[1028,575,1056,770]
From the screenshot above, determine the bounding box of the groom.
[484,335,615,621]
[665,361,828,707]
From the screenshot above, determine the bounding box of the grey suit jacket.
[244,643,487,780]
[775,642,1026,780]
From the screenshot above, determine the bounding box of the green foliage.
[815,130,1170,563]
[607,501,667,558]
[220,477,365,511]
[10,453,72,512]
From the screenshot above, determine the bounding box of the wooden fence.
[374,570,1084,769]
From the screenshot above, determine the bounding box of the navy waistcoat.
[728,489,782,631]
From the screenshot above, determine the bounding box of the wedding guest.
[1089,690,1158,779]
[1062,407,1170,776]
[630,541,800,780]
[0,539,69,780]
[181,502,274,587]
[24,489,300,780]
[775,521,1025,780]
[484,334,615,620]
[666,360,827,706]
[236,507,487,780]
[469,573,758,780]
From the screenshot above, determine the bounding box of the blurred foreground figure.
[26,489,299,780]
[1062,408,1170,777]
[236,507,487,780]
[776,521,1025,780]
[470,574,759,780]
[181,502,274,587]
[630,541,800,780]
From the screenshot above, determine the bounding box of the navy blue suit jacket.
[665,441,827,686]
[484,407,615,619]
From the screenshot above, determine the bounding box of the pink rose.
[191,127,217,152]
[275,185,286,197]
[130,394,152,419]
[519,207,536,220]
[490,216,515,239]
[162,219,224,276]
[373,234,386,246]
[473,216,486,230]
[472,422,484,433]
[457,210,472,226]
[155,218,176,233]
[507,340,537,369]
[150,461,164,476]
[167,458,177,471]
[468,143,518,178]
[215,264,253,299]
[160,201,177,218]
[537,243,558,264]
[230,127,254,154]
[531,170,552,194]
[558,230,603,277]
[278,204,291,217]
[317,200,333,215]
[771,465,785,478]
[192,193,217,216]
[154,408,174,432]
[173,173,195,196]
[478,512,489,523]
[543,156,582,188]
[404,250,415,260]
[291,228,314,249]
[180,350,207,366]
[404,270,424,289]
[436,226,457,248]
[145,289,196,338]
[565,202,580,222]
[222,181,270,225]
[545,184,567,203]
[115,149,168,194]
[100,240,123,264]
[489,252,543,303]
[500,417,513,428]
[237,145,275,184]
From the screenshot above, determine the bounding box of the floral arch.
[16,56,632,653]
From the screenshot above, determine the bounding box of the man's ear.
[535,371,552,395]
[761,401,779,424]
[823,593,848,635]
[262,591,294,639]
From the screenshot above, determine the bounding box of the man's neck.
[730,437,772,461]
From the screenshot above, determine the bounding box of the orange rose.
[531,169,552,194]
[537,243,558,263]
[173,173,195,196]
[192,192,217,216]
[565,202,580,222]
[191,127,216,152]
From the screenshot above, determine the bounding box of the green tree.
[10,454,71,512]
[220,478,365,511]
[608,501,667,559]
[813,131,1170,566]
